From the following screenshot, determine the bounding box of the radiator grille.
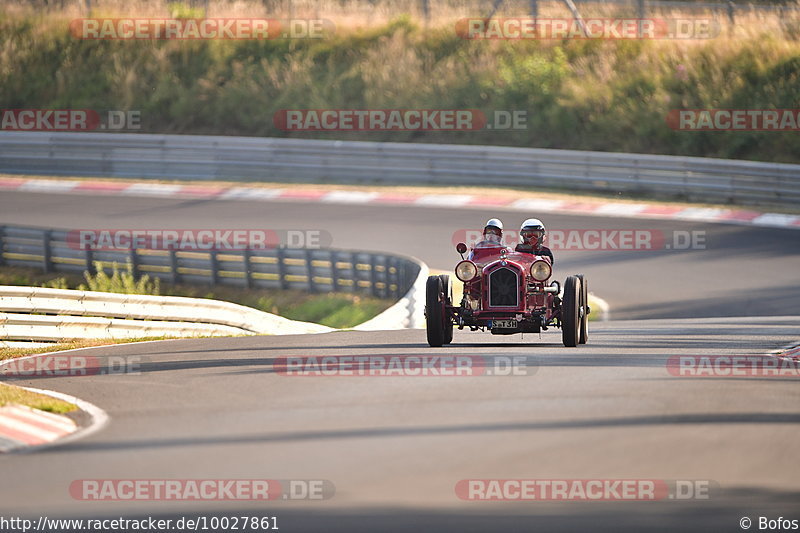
[489,267,519,307]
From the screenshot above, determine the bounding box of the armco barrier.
[0,286,336,339]
[0,225,420,302]
[1,132,798,206]
[0,224,428,340]
[0,312,249,342]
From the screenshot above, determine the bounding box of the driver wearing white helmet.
[476,218,504,247]
[516,218,554,263]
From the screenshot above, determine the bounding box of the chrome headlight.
[530,260,551,282]
[455,260,478,282]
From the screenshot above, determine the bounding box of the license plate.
[493,319,518,329]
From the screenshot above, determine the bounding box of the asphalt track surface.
[0,190,799,532]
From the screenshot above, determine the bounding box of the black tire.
[426,275,445,347]
[438,274,454,345]
[561,275,581,347]
[577,274,588,344]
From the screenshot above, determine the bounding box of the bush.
[1,11,798,162]
[79,261,161,295]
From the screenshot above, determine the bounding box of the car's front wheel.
[426,275,447,347]
[577,274,589,344]
[438,274,454,345]
[561,275,581,347]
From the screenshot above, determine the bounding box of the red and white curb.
[1,176,799,229]
[0,404,75,452]
[0,383,108,453]
[776,344,800,362]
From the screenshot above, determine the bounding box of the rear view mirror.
[456,242,468,254]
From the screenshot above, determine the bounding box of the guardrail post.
[277,246,288,290]
[351,252,360,294]
[381,256,389,299]
[209,250,220,285]
[85,247,95,274]
[128,245,139,278]
[243,249,253,289]
[170,249,180,284]
[396,261,406,294]
[305,249,316,293]
[42,229,53,273]
[370,254,379,297]
[389,256,399,299]
[0,225,5,267]
[330,251,340,293]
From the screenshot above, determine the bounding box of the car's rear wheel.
[561,275,581,347]
[577,274,589,344]
[438,274,454,345]
[426,275,446,347]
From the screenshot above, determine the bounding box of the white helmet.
[520,218,545,247]
[483,218,503,243]
[484,218,503,232]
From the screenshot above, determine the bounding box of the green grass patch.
[0,382,77,413]
[155,283,393,329]
[0,336,185,361]
[79,261,161,295]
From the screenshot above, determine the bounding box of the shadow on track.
[46,412,800,454]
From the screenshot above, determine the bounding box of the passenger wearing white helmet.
[478,218,504,245]
[516,218,554,263]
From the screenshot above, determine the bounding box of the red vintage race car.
[425,240,589,347]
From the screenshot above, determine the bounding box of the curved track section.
[1,191,799,319]
[1,190,799,531]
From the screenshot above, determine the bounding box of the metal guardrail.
[0,224,420,302]
[0,224,427,335]
[0,286,334,334]
[0,312,249,342]
[0,285,336,341]
[1,132,798,206]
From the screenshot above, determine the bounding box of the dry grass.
[3,0,799,37]
[0,336,186,361]
[0,382,77,413]
[1,1,798,161]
